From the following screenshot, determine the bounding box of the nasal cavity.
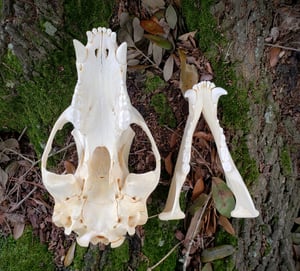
[89,146,111,179]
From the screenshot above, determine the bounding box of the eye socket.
[94,48,98,57]
[128,124,156,174]
[105,48,109,57]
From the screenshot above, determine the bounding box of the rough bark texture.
[211,1,300,270]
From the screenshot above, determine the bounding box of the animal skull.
[159,81,259,220]
[41,27,161,248]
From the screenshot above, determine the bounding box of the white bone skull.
[41,27,161,248]
[159,81,259,220]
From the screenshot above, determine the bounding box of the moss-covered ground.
[0,228,55,271]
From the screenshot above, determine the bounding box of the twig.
[134,46,163,72]
[264,43,300,52]
[3,148,35,164]
[183,193,212,271]
[9,186,37,212]
[147,241,183,270]
[148,214,158,219]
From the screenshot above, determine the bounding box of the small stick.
[265,43,300,52]
[147,241,183,270]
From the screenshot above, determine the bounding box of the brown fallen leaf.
[64,160,76,174]
[140,19,165,35]
[218,215,236,235]
[191,177,205,201]
[178,48,199,94]
[269,47,281,67]
[164,152,173,175]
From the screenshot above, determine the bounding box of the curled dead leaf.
[164,152,173,175]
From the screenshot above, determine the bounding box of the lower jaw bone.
[159,81,259,220]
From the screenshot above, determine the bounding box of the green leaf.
[212,177,235,218]
[144,34,173,50]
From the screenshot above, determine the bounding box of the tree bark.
[210,1,300,270]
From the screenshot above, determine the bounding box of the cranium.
[159,81,259,220]
[41,27,160,248]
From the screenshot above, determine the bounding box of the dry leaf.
[64,241,76,267]
[269,47,281,67]
[127,59,140,66]
[0,167,8,188]
[142,0,165,13]
[163,54,174,81]
[164,152,173,175]
[178,31,197,41]
[140,19,165,35]
[119,12,130,27]
[202,263,213,271]
[218,215,236,235]
[132,17,144,42]
[191,177,205,201]
[152,43,163,65]
[178,49,199,94]
[193,131,213,142]
[169,131,178,148]
[118,28,135,47]
[295,217,300,225]
[64,160,76,174]
[175,229,185,241]
[13,222,25,240]
[165,5,177,29]
[5,161,20,177]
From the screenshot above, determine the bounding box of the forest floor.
[0,1,299,270]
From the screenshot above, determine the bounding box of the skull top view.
[41,27,161,248]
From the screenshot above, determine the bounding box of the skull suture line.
[41,27,161,248]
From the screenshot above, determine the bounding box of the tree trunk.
[210,1,300,270]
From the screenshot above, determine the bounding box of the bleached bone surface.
[41,27,161,248]
[159,81,259,220]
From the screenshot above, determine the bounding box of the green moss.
[144,73,166,93]
[151,93,176,128]
[182,0,223,53]
[102,240,130,271]
[73,245,88,270]
[0,1,113,155]
[139,187,180,270]
[280,146,292,176]
[0,228,55,271]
